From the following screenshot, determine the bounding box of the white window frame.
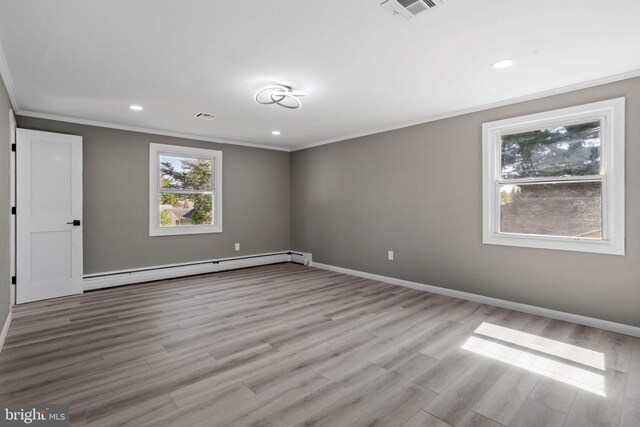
[149,143,222,236]
[482,98,625,255]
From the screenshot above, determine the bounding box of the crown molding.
[8,63,640,153]
[0,39,18,110]
[293,68,640,151]
[15,110,291,152]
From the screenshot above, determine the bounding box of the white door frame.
[16,129,83,303]
[9,109,16,305]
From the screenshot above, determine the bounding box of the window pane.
[159,155,212,190]
[500,181,602,238]
[501,121,601,179]
[159,193,213,227]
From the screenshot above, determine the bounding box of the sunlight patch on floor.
[473,322,605,370]
[461,322,608,396]
[461,335,606,397]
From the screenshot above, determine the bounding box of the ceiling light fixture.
[255,85,307,110]
[491,59,515,69]
[129,105,144,111]
[272,130,281,135]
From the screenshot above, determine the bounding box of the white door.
[16,129,83,303]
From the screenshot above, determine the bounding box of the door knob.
[66,220,81,226]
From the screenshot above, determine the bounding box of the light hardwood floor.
[1,263,639,426]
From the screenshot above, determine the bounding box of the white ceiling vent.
[381,0,443,22]
[193,112,215,120]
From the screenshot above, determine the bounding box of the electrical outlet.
[388,250,394,261]
[235,243,240,251]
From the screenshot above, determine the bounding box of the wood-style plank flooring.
[1,263,639,426]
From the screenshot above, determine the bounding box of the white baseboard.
[83,251,312,291]
[0,308,12,354]
[311,262,640,338]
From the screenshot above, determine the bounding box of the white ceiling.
[1,0,639,151]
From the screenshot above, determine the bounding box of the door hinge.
[11,206,16,215]
[11,143,16,152]
[11,276,16,285]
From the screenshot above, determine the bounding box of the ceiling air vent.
[193,112,215,120]
[381,0,443,22]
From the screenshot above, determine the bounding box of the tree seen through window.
[159,156,213,226]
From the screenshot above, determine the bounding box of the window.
[149,143,222,236]
[482,98,625,255]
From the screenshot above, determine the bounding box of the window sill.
[149,225,222,237]
[483,233,624,256]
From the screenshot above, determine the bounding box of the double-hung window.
[482,98,625,255]
[149,143,222,236]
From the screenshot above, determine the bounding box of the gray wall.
[0,77,11,329]
[10,77,640,328]
[16,117,291,274]
[291,77,640,327]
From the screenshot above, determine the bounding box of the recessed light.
[129,105,144,111]
[272,131,281,136]
[491,59,515,69]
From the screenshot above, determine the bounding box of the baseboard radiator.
[83,251,311,291]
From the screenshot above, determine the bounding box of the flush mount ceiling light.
[255,85,307,110]
[491,59,515,69]
[129,105,144,111]
[272,130,281,135]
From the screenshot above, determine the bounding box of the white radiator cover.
[83,251,311,291]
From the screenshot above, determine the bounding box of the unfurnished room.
[0,1,638,426]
